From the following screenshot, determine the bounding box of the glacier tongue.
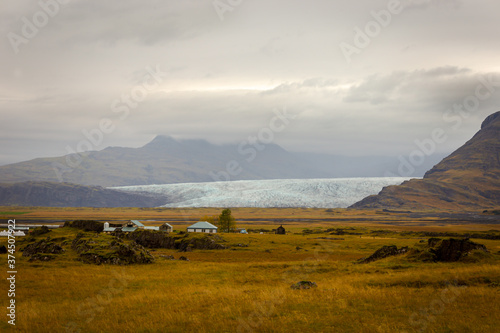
[113,177,412,208]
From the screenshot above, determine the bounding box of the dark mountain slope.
[0,181,165,207]
[351,111,500,211]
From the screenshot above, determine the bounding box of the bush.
[64,220,103,232]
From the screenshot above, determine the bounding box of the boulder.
[22,238,64,258]
[429,238,487,262]
[160,255,175,260]
[291,281,317,290]
[358,245,409,263]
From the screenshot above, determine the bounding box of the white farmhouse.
[187,221,218,233]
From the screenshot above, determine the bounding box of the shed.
[144,226,160,231]
[159,223,173,233]
[103,222,116,233]
[187,221,218,233]
[276,225,286,235]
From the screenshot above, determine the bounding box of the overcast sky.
[1,0,499,166]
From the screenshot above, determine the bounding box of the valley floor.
[1,207,499,332]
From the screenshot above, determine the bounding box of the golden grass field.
[1,206,499,332]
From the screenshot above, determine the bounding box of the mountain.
[0,181,165,207]
[0,136,330,187]
[0,135,442,187]
[351,111,500,211]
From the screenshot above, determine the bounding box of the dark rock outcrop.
[361,238,489,263]
[428,238,487,262]
[71,233,154,265]
[358,245,409,263]
[22,238,65,260]
[126,230,226,251]
[30,226,51,237]
[291,281,317,290]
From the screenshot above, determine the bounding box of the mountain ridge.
[351,111,500,211]
[0,181,165,207]
[0,135,442,187]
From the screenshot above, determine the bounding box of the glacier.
[113,177,413,208]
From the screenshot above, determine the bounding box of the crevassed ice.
[113,177,413,208]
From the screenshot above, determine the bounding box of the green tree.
[218,208,236,233]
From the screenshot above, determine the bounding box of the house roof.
[144,226,160,231]
[163,223,173,228]
[14,226,30,230]
[122,227,138,232]
[103,227,117,232]
[130,220,144,227]
[187,221,218,229]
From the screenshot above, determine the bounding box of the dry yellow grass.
[0,207,499,332]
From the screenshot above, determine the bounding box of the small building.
[144,226,160,231]
[103,222,116,233]
[237,228,248,234]
[0,230,25,237]
[276,225,286,235]
[159,223,173,233]
[103,220,166,233]
[187,221,218,233]
[124,220,144,229]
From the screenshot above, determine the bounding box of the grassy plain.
[1,207,499,332]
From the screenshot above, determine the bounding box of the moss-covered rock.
[30,226,51,237]
[71,233,153,265]
[22,238,65,258]
[358,245,409,264]
[126,230,226,251]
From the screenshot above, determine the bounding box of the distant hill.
[0,135,443,187]
[0,136,329,186]
[0,181,165,207]
[351,111,500,211]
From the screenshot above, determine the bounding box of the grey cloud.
[404,0,463,10]
[51,0,217,46]
[1,0,499,166]
[343,67,481,106]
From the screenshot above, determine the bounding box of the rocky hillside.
[0,181,165,207]
[351,111,500,211]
